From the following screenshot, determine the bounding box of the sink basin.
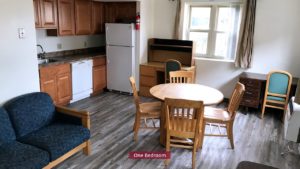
[38,58,59,64]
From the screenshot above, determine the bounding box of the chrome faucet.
[37,44,46,59]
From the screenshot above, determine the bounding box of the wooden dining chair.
[129,77,161,142]
[261,70,292,119]
[169,70,194,83]
[200,82,245,149]
[164,98,204,169]
[165,59,182,83]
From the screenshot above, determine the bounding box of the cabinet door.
[91,1,104,34]
[115,2,136,22]
[33,0,42,28]
[104,3,117,23]
[57,0,75,36]
[75,0,92,35]
[57,73,72,105]
[40,77,57,104]
[40,0,57,28]
[93,65,106,93]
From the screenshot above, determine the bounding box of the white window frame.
[186,2,242,61]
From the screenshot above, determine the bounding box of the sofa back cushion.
[0,107,16,146]
[4,92,55,138]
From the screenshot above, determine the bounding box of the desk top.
[140,62,194,71]
[150,83,224,105]
[240,72,299,85]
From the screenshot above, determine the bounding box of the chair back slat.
[170,71,194,83]
[227,82,245,119]
[165,98,204,137]
[129,77,140,111]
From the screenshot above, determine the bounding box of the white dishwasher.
[71,59,93,103]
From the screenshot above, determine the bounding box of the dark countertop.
[38,52,106,68]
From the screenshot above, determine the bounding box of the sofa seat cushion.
[0,141,50,169]
[4,92,56,138]
[0,107,16,146]
[19,123,90,161]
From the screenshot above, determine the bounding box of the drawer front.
[240,78,261,89]
[93,57,106,66]
[140,76,156,87]
[140,65,156,77]
[240,97,260,108]
[139,86,152,97]
[243,87,260,98]
[40,63,70,78]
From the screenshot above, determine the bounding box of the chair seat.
[19,123,90,161]
[204,107,230,122]
[139,101,161,117]
[0,141,50,169]
[267,96,286,102]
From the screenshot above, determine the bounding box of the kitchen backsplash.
[36,29,105,53]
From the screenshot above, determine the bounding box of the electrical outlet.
[84,41,87,47]
[57,43,62,49]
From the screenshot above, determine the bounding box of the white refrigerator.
[106,23,137,93]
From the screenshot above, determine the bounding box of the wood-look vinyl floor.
[55,92,300,169]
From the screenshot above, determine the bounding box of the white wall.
[152,0,300,98]
[0,0,40,104]
[36,30,105,53]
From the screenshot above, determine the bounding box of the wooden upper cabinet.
[91,1,104,34]
[40,0,57,28]
[57,0,75,36]
[34,0,57,28]
[33,0,42,27]
[104,3,117,23]
[104,2,136,24]
[75,0,92,35]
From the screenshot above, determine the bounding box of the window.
[187,3,242,60]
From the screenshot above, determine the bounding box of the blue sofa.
[0,92,91,169]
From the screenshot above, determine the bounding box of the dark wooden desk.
[239,72,298,109]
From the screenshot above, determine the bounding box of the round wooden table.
[150,83,224,145]
[150,83,224,105]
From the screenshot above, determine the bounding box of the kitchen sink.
[38,58,59,64]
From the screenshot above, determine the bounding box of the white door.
[106,23,135,47]
[107,45,135,93]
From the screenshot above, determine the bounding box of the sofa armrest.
[55,105,90,129]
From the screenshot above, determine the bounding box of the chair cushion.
[0,107,16,146]
[268,73,290,95]
[4,92,55,138]
[19,123,90,161]
[267,96,286,102]
[0,141,50,169]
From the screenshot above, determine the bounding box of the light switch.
[18,28,25,39]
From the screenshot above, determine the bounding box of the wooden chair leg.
[133,111,138,131]
[198,122,206,149]
[134,114,140,142]
[83,140,91,155]
[192,139,198,169]
[261,103,266,119]
[227,123,234,149]
[164,132,171,166]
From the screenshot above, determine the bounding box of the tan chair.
[200,82,245,149]
[164,98,204,169]
[129,77,161,142]
[169,70,194,83]
[261,70,292,119]
[165,59,182,83]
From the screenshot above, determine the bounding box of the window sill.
[195,57,235,63]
